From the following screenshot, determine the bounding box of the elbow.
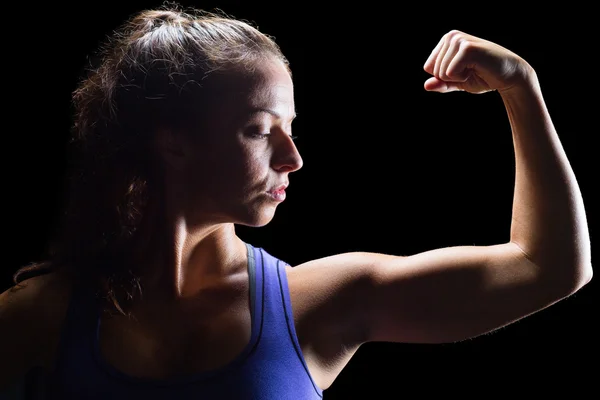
[554,263,593,297]
[576,263,593,290]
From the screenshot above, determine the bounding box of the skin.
[0,30,592,391]
[130,56,302,309]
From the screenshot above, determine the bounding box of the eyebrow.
[248,108,297,122]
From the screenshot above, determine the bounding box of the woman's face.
[179,57,303,227]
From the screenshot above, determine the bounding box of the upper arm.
[0,277,46,389]
[292,242,588,347]
[363,241,587,344]
[0,271,72,389]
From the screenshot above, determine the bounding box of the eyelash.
[252,133,298,141]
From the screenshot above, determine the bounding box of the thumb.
[423,77,463,93]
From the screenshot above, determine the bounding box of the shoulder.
[0,267,75,380]
[284,252,376,346]
[1,267,75,318]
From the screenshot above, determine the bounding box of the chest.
[98,274,255,378]
[97,266,355,390]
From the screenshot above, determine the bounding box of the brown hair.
[13,1,289,317]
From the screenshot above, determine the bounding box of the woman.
[0,3,592,399]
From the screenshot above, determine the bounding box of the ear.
[153,129,189,170]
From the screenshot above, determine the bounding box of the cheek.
[200,145,268,196]
[238,148,269,190]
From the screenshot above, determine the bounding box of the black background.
[3,1,597,398]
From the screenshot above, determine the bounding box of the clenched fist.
[423,30,535,94]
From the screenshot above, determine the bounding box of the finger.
[424,77,448,92]
[423,76,463,93]
[446,44,472,82]
[439,35,464,82]
[423,35,445,75]
[433,34,451,80]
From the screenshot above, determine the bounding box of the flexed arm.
[288,31,592,347]
[423,30,592,288]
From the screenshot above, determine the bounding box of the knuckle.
[446,29,462,38]
[459,39,474,50]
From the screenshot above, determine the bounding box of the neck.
[131,212,248,306]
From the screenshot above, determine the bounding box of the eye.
[251,133,299,141]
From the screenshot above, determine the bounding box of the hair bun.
[133,9,186,30]
[148,10,184,23]
[148,10,182,22]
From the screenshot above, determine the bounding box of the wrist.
[498,62,539,98]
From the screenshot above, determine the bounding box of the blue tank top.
[45,242,324,399]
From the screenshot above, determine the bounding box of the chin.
[236,205,277,228]
[249,213,276,227]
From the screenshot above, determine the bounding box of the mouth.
[266,187,287,202]
[266,182,288,202]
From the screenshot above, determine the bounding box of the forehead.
[209,59,295,116]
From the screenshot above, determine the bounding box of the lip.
[267,189,286,202]
[270,183,288,192]
[267,183,288,202]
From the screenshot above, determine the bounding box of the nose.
[272,133,303,173]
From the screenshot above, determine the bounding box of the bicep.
[363,242,571,344]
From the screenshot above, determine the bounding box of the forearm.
[501,69,592,288]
